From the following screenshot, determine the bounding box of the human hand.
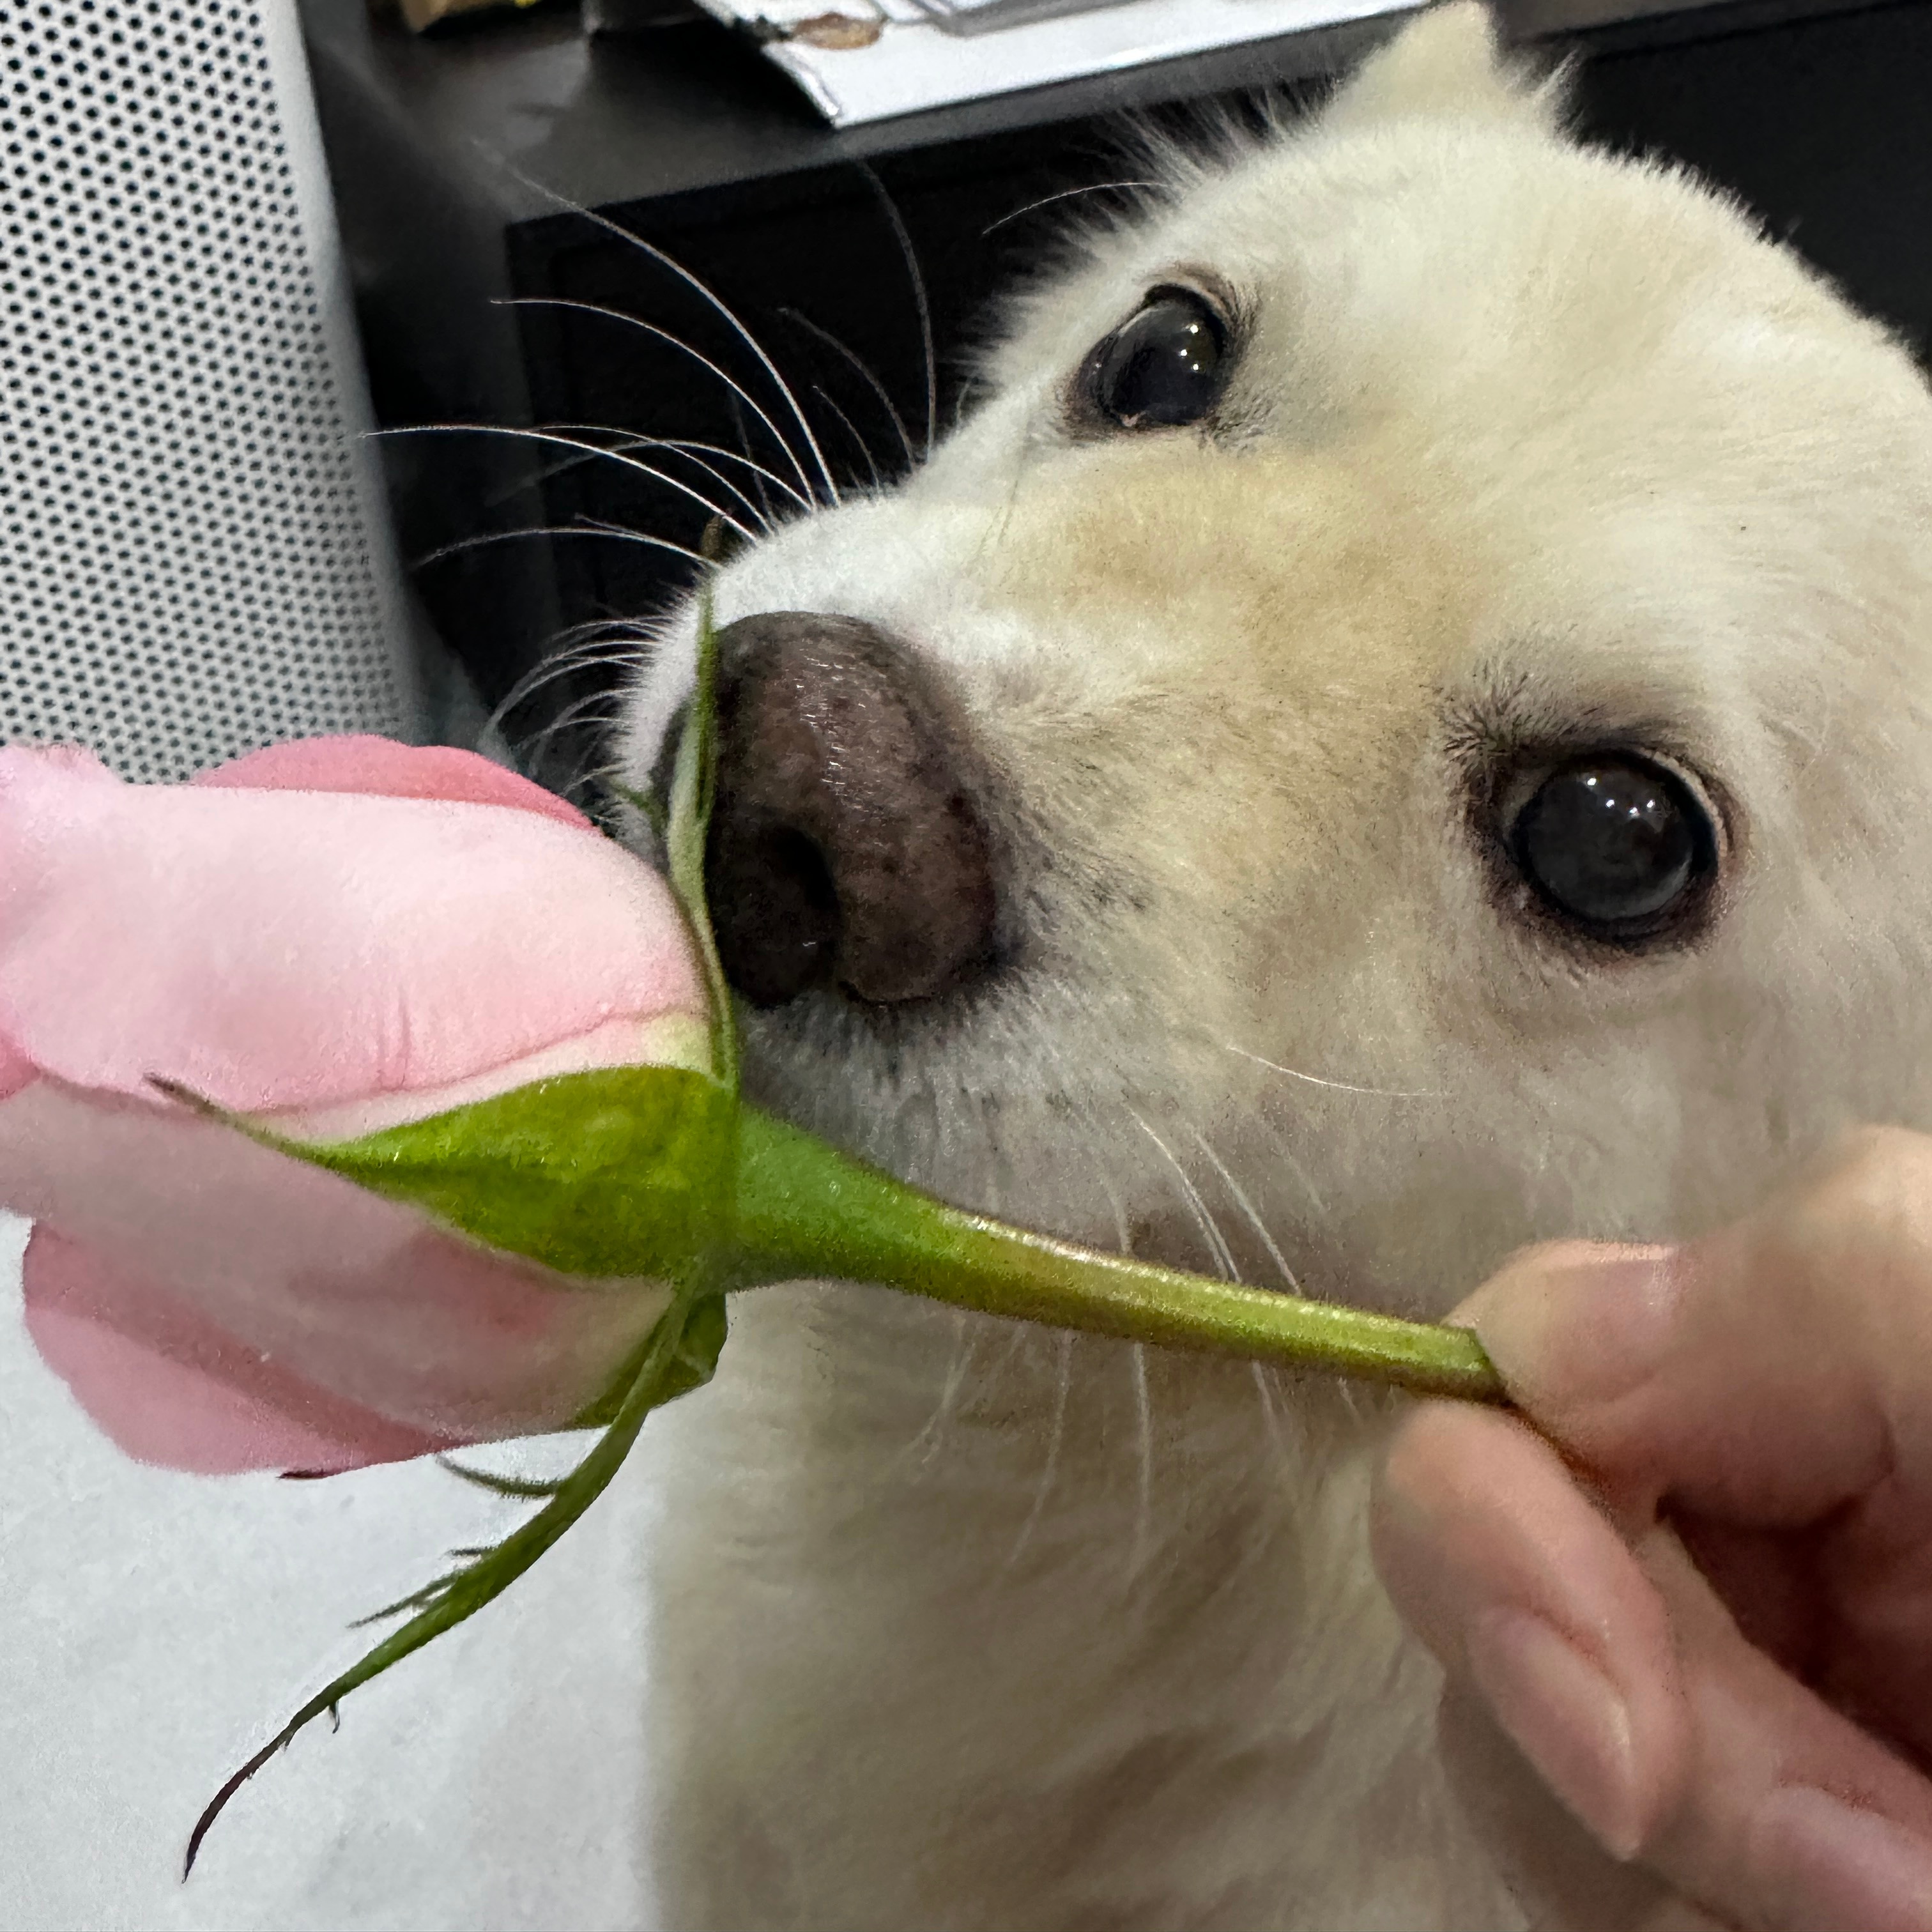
[1373,1129,1932,1931]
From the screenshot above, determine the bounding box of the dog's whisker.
[1127,1342,1155,1586]
[489,162,841,503]
[1248,1361,1293,1470]
[1027,1031,1138,1243]
[518,685,632,739]
[1187,1128,1301,1293]
[1234,1109,1334,1222]
[854,163,935,463]
[906,1307,976,1468]
[520,731,632,798]
[493,299,823,504]
[516,694,631,771]
[410,524,712,572]
[1130,1108,1239,1282]
[375,418,774,525]
[809,383,884,494]
[556,744,641,806]
[1221,1039,1447,1101]
[778,305,917,476]
[980,178,1166,239]
[549,428,779,531]
[488,650,651,745]
[539,419,811,518]
[387,418,756,545]
[514,628,654,679]
[726,395,779,525]
[1004,1330,1073,1570]
[470,429,780,529]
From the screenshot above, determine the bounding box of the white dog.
[620,10,1932,1924]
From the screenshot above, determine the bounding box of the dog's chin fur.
[619,9,1932,1925]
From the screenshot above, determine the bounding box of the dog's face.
[620,4,1932,1317]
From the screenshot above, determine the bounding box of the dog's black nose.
[702,611,998,1009]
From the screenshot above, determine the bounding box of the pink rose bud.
[0,737,710,1476]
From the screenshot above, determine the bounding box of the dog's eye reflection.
[1510,755,1717,940]
[1087,288,1229,430]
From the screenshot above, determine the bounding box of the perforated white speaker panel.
[0,0,418,782]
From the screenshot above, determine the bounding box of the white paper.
[700,0,1409,126]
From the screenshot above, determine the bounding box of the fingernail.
[1461,1244,1682,1414]
[1464,1605,1645,1859]
[1753,1788,1932,1932]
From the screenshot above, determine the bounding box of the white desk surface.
[0,1211,666,1930]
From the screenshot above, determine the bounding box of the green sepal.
[665,590,737,1095]
[572,1289,726,1429]
[185,1066,739,1283]
[185,1286,724,1879]
[435,1459,567,1501]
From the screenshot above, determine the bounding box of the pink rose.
[0,736,709,1476]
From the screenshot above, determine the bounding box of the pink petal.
[0,746,703,1114]
[198,735,592,832]
[23,1229,454,1473]
[0,1040,33,1103]
[0,1079,670,1452]
[259,1011,709,1142]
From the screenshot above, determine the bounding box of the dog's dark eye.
[1509,754,1717,939]
[1087,288,1229,431]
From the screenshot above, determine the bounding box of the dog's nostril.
[702,611,999,1009]
[708,824,839,1009]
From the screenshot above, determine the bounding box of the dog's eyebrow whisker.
[489,162,842,505]
[1187,1128,1301,1294]
[778,306,917,477]
[981,178,1167,240]
[854,162,936,464]
[1221,1040,1447,1101]
[490,299,824,505]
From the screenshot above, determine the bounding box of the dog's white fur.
[622,11,1932,1924]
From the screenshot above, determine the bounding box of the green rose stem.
[730,1105,1503,1402]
